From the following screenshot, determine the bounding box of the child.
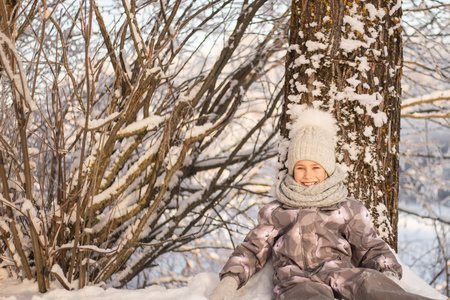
[208,108,432,300]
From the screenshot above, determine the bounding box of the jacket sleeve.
[345,200,403,279]
[219,201,280,288]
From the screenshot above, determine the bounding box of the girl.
[208,108,432,300]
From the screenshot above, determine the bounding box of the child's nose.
[304,169,312,178]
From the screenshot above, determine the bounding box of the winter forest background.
[0,0,448,298]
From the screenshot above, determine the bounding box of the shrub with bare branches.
[0,0,288,291]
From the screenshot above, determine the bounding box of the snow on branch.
[55,242,119,255]
[92,136,163,206]
[0,0,287,291]
[402,90,450,108]
[0,32,37,113]
[117,114,164,138]
[76,112,122,131]
[51,264,75,291]
[401,90,450,119]
[121,0,148,61]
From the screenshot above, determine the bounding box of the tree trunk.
[284,0,402,249]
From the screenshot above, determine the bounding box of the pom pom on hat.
[287,108,338,175]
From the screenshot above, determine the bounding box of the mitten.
[383,270,401,283]
[208,276,239,300]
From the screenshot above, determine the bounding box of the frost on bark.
[283,0,402,249]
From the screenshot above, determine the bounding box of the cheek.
[316,171,327,181]
[294,170,304,182]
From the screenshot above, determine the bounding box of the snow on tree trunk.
[283,0,402,249]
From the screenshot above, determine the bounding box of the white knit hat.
[286,108,338,175]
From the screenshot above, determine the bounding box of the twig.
[398,208,450,226]
[137,215,208,247]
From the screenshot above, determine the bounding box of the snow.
[340,38,367,52]
[389,0,402,16]
[401,89,450,115]
[343,15,365,34]
[365,4,385,21]
[305,40,327,51]
[0,33,37,113]
[363,126,373,137]
[185,122,215,140]
[294,54,309,66]
[43,9,52,20]
[288,44,300,53]
[117,115,164,136]
[0,259,445,300]
[79,112,120,130]
[397,265,445,299]
[50,265,74,291]
[92,136,162,205]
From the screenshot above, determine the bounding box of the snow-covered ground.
[0,204,446,300]
[0,260,446,300]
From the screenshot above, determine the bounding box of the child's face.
[293,160,327,186]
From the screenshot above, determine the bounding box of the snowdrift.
[0,261,445,300]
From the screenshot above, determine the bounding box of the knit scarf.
[275,167,348,208]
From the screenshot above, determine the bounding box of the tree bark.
[284,0,402,249]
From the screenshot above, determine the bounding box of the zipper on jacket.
[301,210,308,270]
[299,208,310,271]
[301,208,319,271]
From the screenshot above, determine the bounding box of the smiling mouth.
[301,182,317,186]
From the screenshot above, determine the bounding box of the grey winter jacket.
[219,198,402,294]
